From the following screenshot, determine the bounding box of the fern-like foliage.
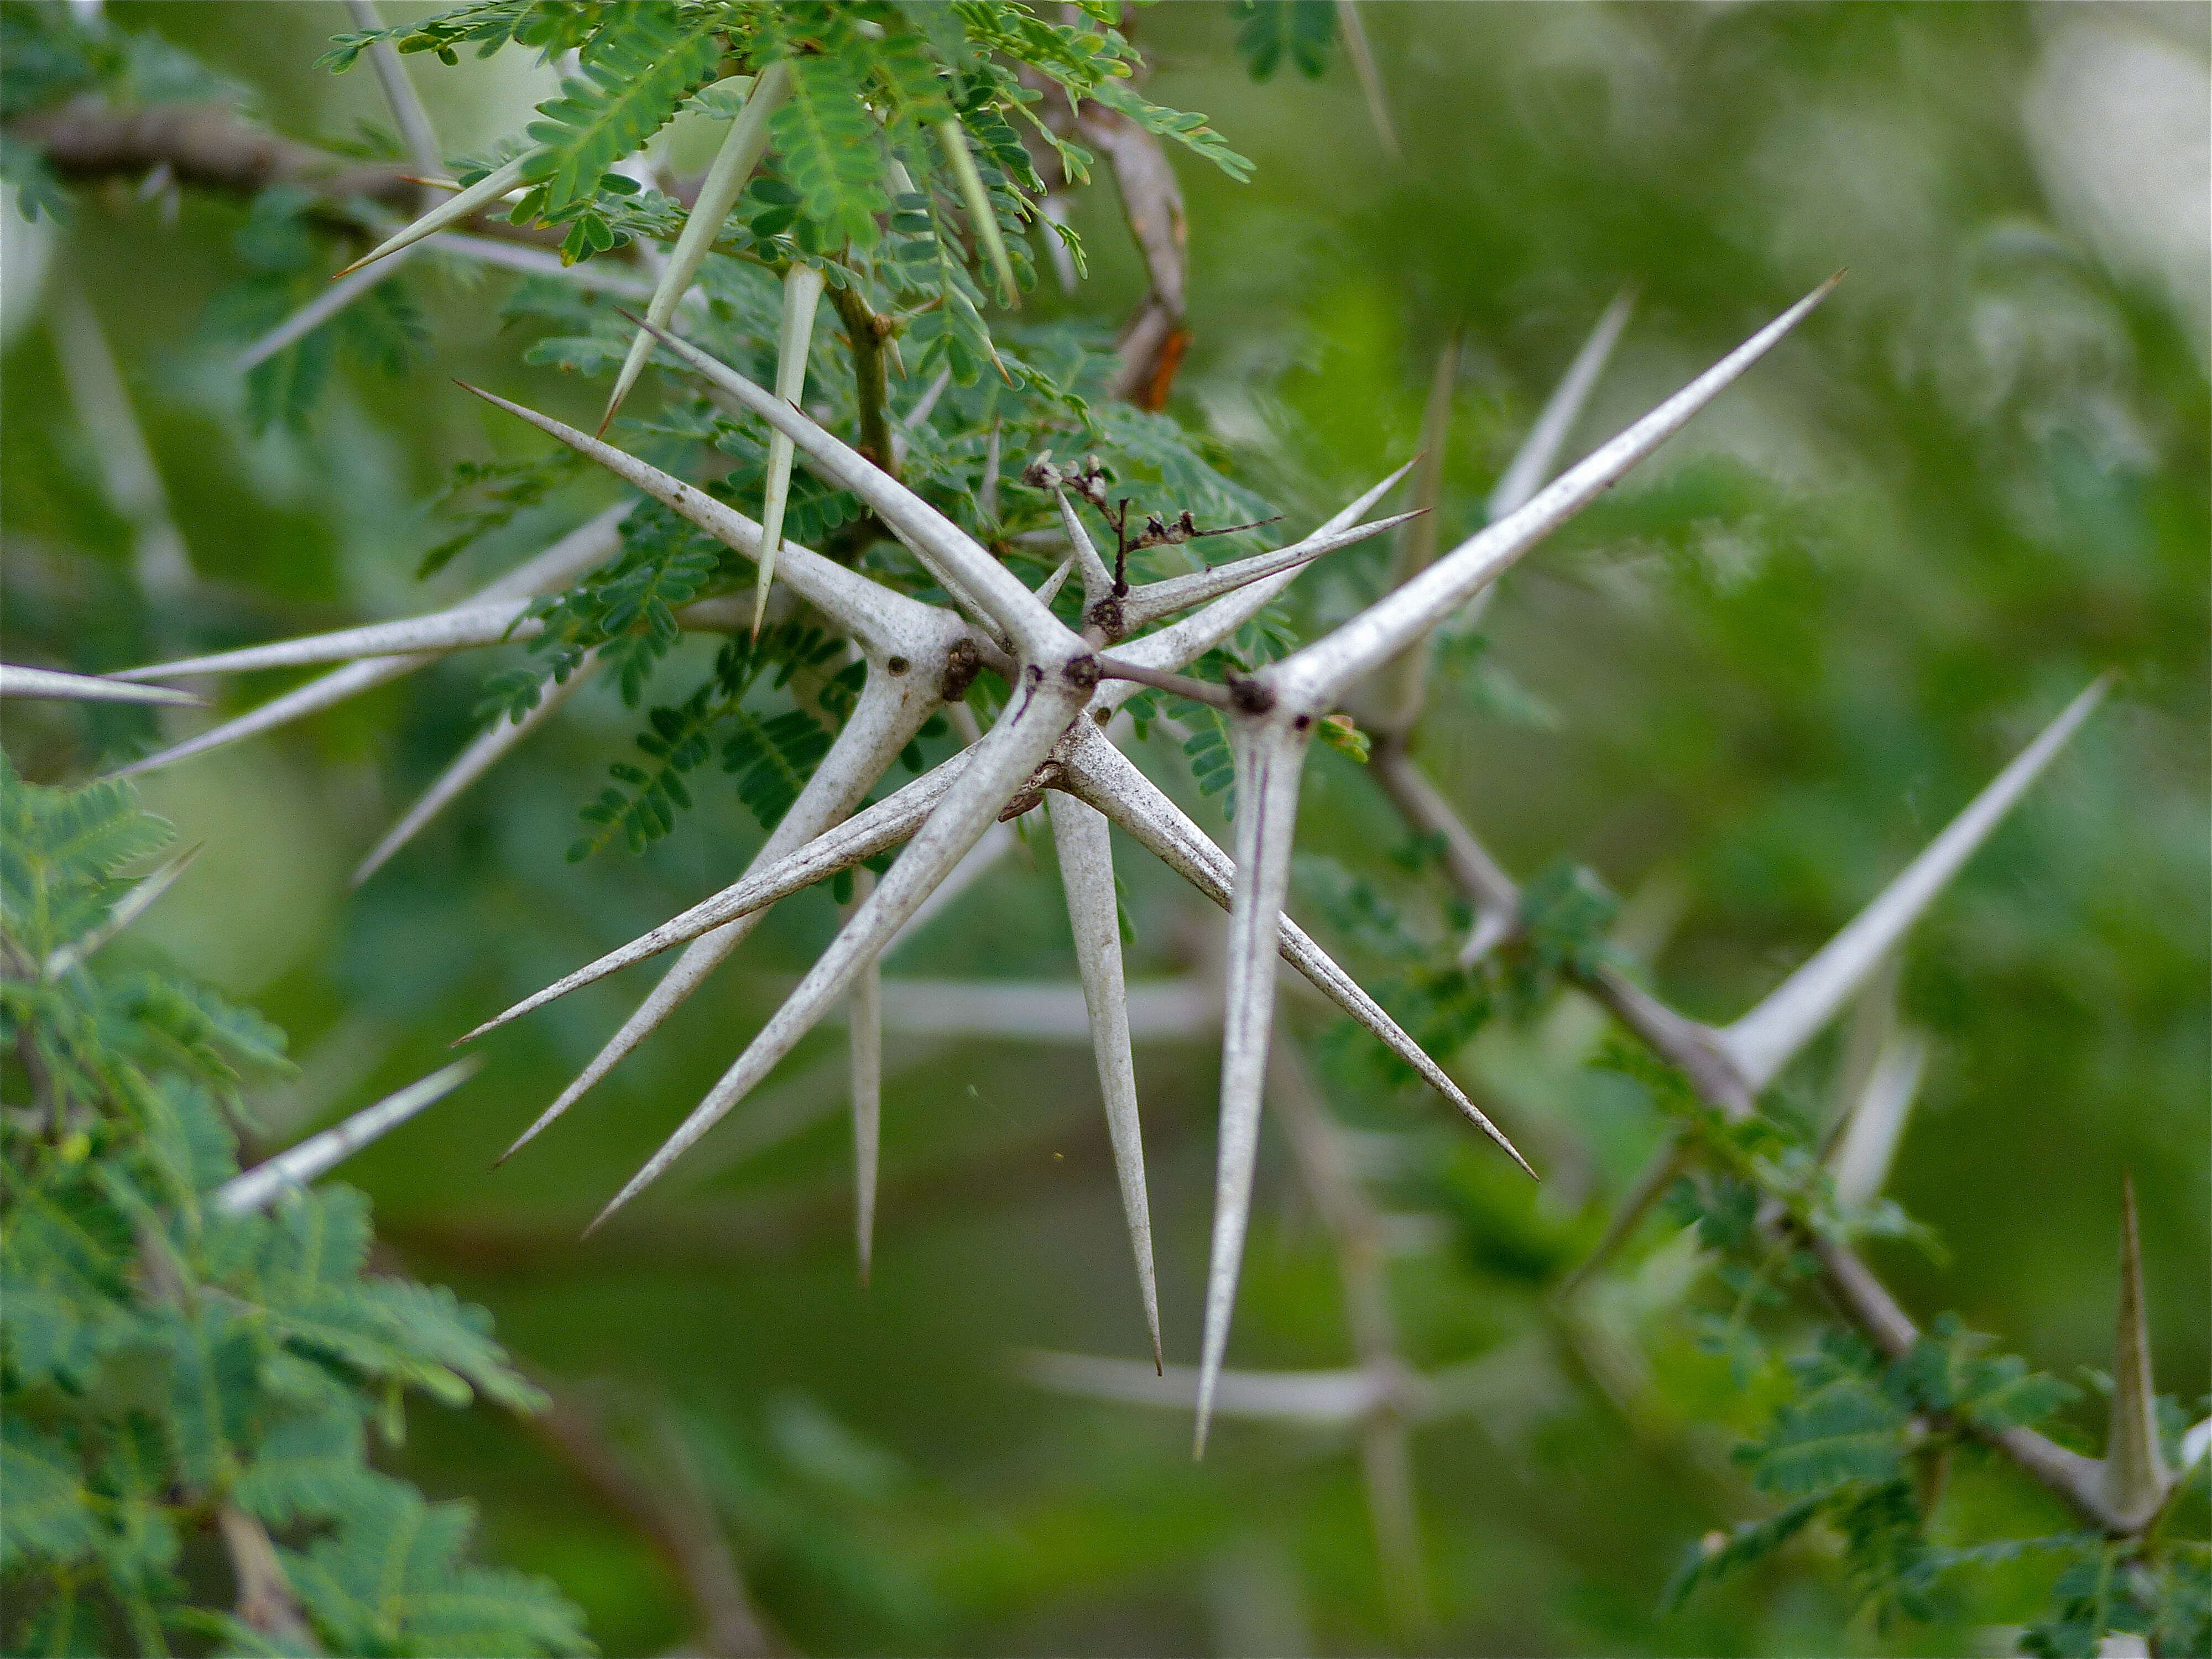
[519,5,724,216]
[1,762,590,1657]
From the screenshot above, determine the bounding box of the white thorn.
[354,653,602,886]
[847,867,881,1285]
[45,845,200,977]
[753,259,826,635]
[491,671,941,1160]
[619,315,1077,659]
[1056,488,1117,610]
[463,384,952,659]
[334,152,534,278]
[109,656,424,778]
[2103,1175,2172,1527]
[471,745,969,1047]
[1061,730,1526,1171]
[1719,675,2110,1092]
[1047,790,1164,1370]
[1094,461,1421,716]
[103,506,628,776]
[1825,1028,1927,1208]
[111,600,534,679]
[0,665,202,707]
[1115,509,1425,633]
[1194,723,1311,1455]
[600,62,790,427]
[215,1059,480,1214]
[584,678,1089,1232]
[1271,276,1840,710]
[1488,286,1638,521]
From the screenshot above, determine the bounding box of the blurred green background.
[3,3,2206,1653]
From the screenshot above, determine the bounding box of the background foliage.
[2,3,2206,1655]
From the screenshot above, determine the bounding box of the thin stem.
[827,281,895,481]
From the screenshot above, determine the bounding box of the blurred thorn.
[334,153,533,278]
[1488,285,1639,523]
[2101,1174,2172,1528]
[1364,331,1459,733]
[1048,790,1164,1369]
[1555,1135,1688,1301]
[846,869,881,1285]
[1359,1416,1433,1637]
[239,249,421,373]
[216,1059,480,1214]
[1825,1027,1927,1209]
[344,0,443,183]
[1718,675,2111,1093]
[1335,0,1404,162]
[45,844,200,977]
[0,664,201,707]
[1020,1350,1389,1425]
[354,653,602,887]
[48,282,194,603]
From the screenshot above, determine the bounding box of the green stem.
[826,281,895,482]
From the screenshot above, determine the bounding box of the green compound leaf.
[522,5,723,216]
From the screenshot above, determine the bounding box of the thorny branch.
[524,1385,776,1658]
[1364,715,2150,1536]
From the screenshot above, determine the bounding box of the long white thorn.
[2104,1175,2172,1527]
[602,64,791,430]
[1825,1028,1926,1208]
[1022,1350,1392,1425]
[463,384,951,657]
[109,656,425,779]
[45,846,200,977]
[1718,676,2109,1092]
[239,253,420,373]
[753,259,825,634]
[1194,723,1311,1455]
[1115,510,1425,634]
[1056,488,1117,610]
[471,746,968,1048]
[847,867,882,1285]
[0,665,202,707]
[1046,790,1163,1371]
[868,977,1213,1040]
[489,671,941,1161]
[427,228,656,299]
[1061,731,1525,1170]
[1271,277,1840,709]
[622,315,1074,659]
[105,505,628,776]
[335,153,534,278]
[1488,286,1638,522]
[584,678,1090,1233]
[1334,0,1402,162]
[215,1058,480,1214]
[345,0,442,180]
[353,653,602,887]
[112,600,535,680]
[1363,335,1459,732]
